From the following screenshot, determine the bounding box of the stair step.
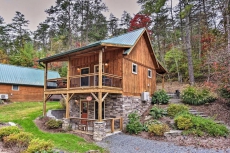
[190,112,204,115]
[198,114,208,117]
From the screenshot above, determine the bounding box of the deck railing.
[69,117,123,134]
[46,73,122,89]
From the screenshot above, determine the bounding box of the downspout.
[39,61,45,68]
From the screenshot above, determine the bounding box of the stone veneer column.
[62,118,70,131]
[93,121,106,141]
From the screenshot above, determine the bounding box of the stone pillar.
[62,118,70,131]
[93,121,106,141]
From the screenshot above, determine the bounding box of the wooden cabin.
[0,63,60,102]
[39,28,166,139]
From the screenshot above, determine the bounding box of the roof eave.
[38,42,102,63]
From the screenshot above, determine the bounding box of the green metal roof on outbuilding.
[38,28,145,62]
[0,63,60,86]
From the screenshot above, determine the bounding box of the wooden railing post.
[43,63,48,116]
[67,57,70,89]
[120,117,123,131]
[66,93,70,118]
[111,118,115,133]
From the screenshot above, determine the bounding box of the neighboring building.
[0,64,60,102]
[39,28,166,140]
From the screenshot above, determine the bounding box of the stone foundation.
[93,121,106,141]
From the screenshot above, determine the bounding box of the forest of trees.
[0,0,229,92]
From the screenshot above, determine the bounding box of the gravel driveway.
[96,133,230,153]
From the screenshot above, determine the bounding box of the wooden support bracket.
[102,92,109,102]
[61,94,67,101]
[45,94,53,102]
[68,93,75,102]
[91,92,99,102]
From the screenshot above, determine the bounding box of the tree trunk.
[185,0,195,85]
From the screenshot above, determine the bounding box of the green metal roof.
[0,63,60,86]
[39,28,145,62]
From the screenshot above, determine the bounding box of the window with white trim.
[132,63,137,74]
[12,85,19,91]
[148,69,152,78]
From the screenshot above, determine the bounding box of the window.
[148,69,152,78]
[12,85,19,91]
[132,63,137,74]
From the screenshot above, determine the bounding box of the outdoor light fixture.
[105,63,108,66]
[77,68,80,71]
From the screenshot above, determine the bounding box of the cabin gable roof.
[39,28,166,74]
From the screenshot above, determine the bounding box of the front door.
[95,101,105,120]
[81,101,88,124]
[81,68,89,86]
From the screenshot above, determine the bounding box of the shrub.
[175,113,229,137]
[126,112,143,134]
[174,114,193,130]
[3,132,33,148]
[167,104,189,117]
[151,90,169,104]
[0,126,21,140]
[143,120,161,132]
[182,86,217,105]
[149,106,167,119]
[25,138,54,153]
[148,123,170,136]
[219,87,230,99]
[59,98,66,109]
[45,119,63,129]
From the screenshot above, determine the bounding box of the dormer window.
[132,63,137,74]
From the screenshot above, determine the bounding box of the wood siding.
[123,34,157,95]
[0,84,44,102]
[70,49,123,87]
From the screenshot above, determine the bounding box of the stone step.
[190,112,204,115]
[164,130,182,137]
[169,99,182,103]
[198,114,208,117]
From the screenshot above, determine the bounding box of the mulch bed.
[34,117,93,142]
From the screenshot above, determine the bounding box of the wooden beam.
[45,94,53,102]
[102,92,109,102]
[99,49,103,88]
[67,57,70,90]
[111,118,114,133]
[43,94,51,116]
[68,93,75,102]
[91,92,99,102]
[66,93,70,118]
[98,92,102,122]
[162,74,165,90]
[44,63,48,91]
[61,94,67,101]
[120,117,123,131]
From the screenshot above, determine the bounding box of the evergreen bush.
[126,112,143,134]
[151,90,169,104]
[167,104,189,117]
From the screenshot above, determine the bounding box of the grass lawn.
[0,102,103,152]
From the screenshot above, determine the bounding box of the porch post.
[98,49,103,88]
[98,48,103,121]
[66,93,70,118]
[43,63,48,116]
[67,57,70,90]
[98,92,102,121]
[162,74,165,90]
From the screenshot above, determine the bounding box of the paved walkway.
[96,133,230,153]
